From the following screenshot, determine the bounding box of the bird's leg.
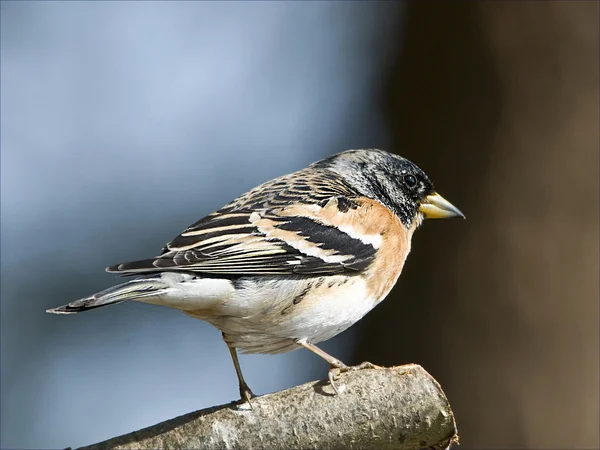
[296,338,348,368]
[296,338,346,394]
[296,338,382,394]
[223,334,255,404]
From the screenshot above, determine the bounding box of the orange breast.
[280,196,414,303]
[355,198,414,303]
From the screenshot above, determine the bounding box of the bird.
[47,148,464,402]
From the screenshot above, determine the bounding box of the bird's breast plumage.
[181,198,413,354]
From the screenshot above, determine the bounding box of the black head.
[316,149,464,227]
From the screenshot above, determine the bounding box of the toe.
[328,369,341,395]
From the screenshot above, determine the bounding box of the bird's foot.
[327,361,383,394]
[235,382,256,409]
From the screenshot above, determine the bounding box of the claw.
[327,361,381,394]
[328,367,343,394]
[237,382,255,409]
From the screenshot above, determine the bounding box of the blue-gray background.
[1,2,403,448]
[3,2,599,450]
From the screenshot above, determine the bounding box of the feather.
[107,167,381,276]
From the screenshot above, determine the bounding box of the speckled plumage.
[47,148,464,401]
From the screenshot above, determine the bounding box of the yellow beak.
[419,192,465,219]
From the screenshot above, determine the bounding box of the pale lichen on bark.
[79,364,458,450]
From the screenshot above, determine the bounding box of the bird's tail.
[46,276,169,314]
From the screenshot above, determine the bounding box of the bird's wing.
[107,168,382,276]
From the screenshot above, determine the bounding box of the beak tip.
[420,192,465,220]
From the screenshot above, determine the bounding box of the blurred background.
[1,2,598,449]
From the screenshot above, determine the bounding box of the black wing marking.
[108,209,376,275]
[107,168,375,276]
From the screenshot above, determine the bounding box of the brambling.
[48,149,464,402]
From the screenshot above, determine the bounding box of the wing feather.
[107,168,378,276]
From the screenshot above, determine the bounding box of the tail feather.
[47,277,168,314]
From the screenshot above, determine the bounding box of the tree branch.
[79,364,458,450]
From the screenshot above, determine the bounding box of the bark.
[79,364,458,450]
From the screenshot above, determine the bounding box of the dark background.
[1,2,598,449]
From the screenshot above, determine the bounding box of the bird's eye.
[404,174,417,188]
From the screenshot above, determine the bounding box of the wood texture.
[80,364,458,450]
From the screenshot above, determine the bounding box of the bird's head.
[318,149,465,228]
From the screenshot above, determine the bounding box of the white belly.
[141,273,382,355]
[200,275,379,354]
